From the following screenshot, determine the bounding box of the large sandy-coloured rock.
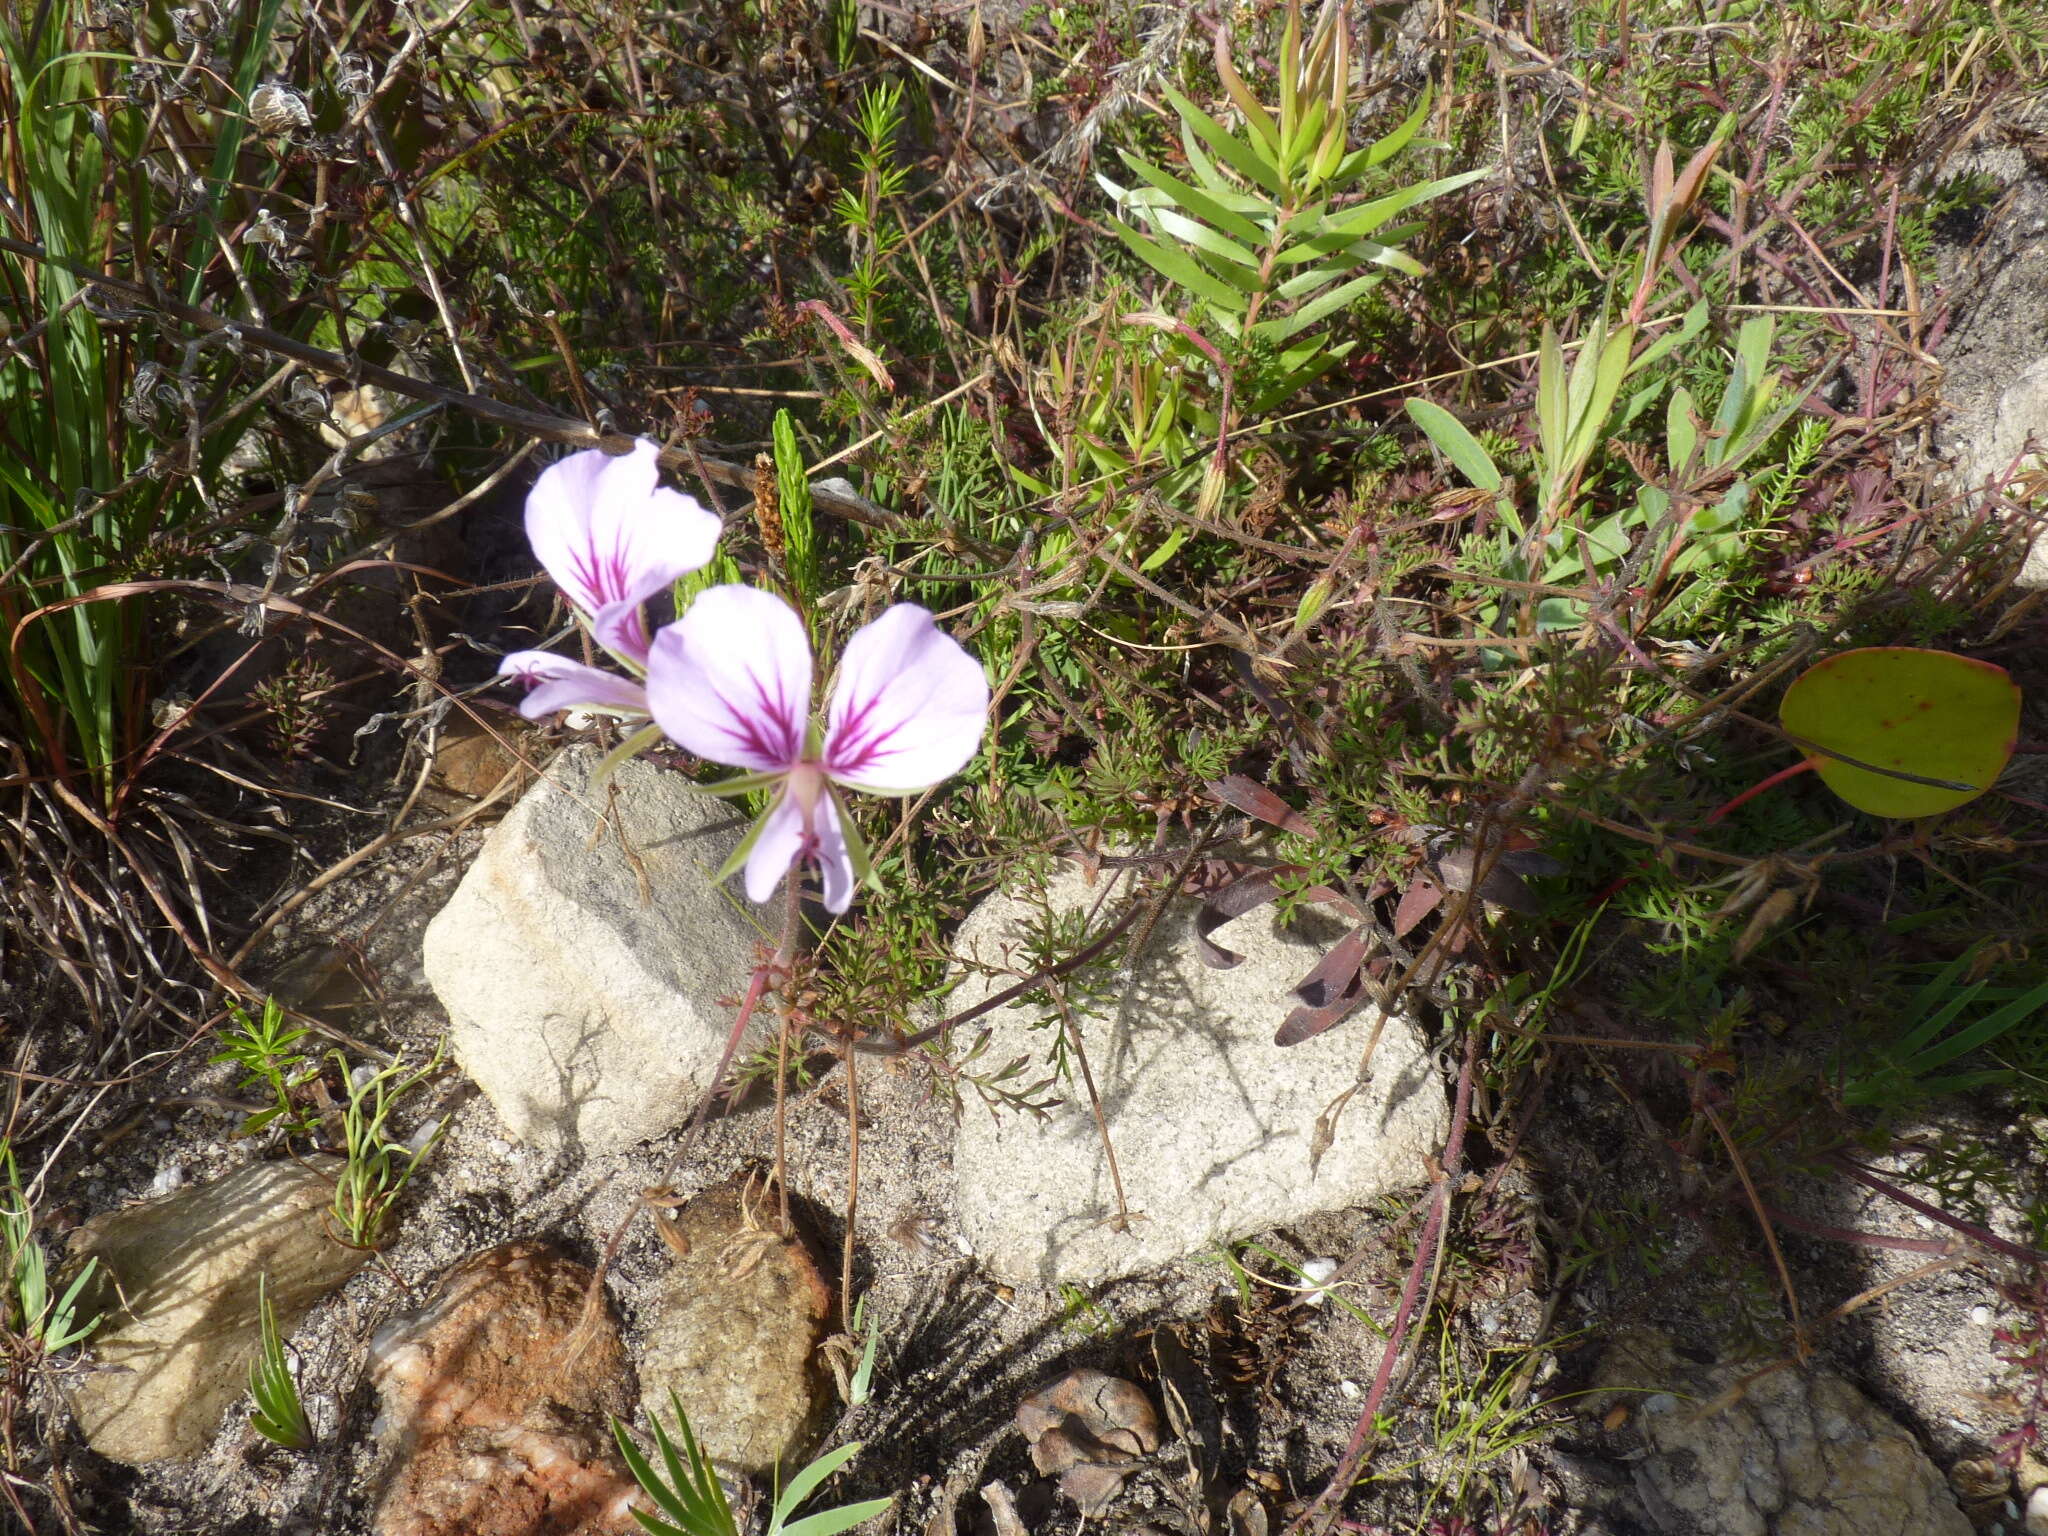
[422,746,759,1153]
[65,1157,368,1463]
[637,1176,833,1477]
[950,866,1447,1285]
[368,1242,642,1536]
[1592,1328,1971,1536]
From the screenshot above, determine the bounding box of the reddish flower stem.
[1702,756,1815,825]
[1287,1026,1482,1536]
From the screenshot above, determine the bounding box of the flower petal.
[591,598,654,668]
[523,439,721,623]
[742,791,807,905]
[811,791,856,913]
[824,604,988,792]
[645,586,812,772]
[739,790,857,911]
[498,651,649,721]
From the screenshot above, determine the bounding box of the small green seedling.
[248,1275,314,1449]
[210,995,321,1138]
[1,1145,99,1353]
[613,1391,893,1536]
[847,1293,879,1407]
[330,1045,448,1249]
[1779,647,2021,817]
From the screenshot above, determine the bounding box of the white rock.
[1298,1257,1339,1307]
[422,746,759,1153]
[65,1158,369,1464]
[950,866,1447,1285]
[2028,1485,2048,1536]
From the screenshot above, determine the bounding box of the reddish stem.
[1287,1026,1482,1536]
[1703,756,1815,825]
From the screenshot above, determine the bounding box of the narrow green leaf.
[1213,28,1280,155]
[1144,205,1264,274]
[1536,323,1567,474]
[1667,387,1698,474]
[778,1500,897,1536]
[1366,86,1434,167]
[1321,170,1489,239]
[1281,92,1330,183]
[589,724,666,790]
[1256,271,1380,342]
[1278,2,1301,132]
[775,1443,865,1526]
[1272,242,1417,294]
[1111,219,1252,314]
[1179,125,1276,213]
[1405,400,1501,492]
[1628,296,1709,376]
[1164,86,1285,197]
[1115,152,1268,244]
[715,802,783,886]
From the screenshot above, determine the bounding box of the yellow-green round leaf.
[1778,647,2020,818]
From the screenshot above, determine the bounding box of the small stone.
[367,1241,641,1536]
[1298,1258,1339,1308]
[65,1158,370,1464]
[1338,1379,1361,1400]
[636,1177,833,1478]
[422,746,760,1152]
[2028,1486,2048,1536]
[1973,1305,1995,1326]
[430,714,538,802]
[950,866,1447,1284]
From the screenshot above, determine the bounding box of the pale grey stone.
[949,865,1447,1285]
[1592,1328,1971,1536]
[1961,356,2048,587]
[422,746,759,1153]
[65,1157,368,1464]
[1932,90,2048,587]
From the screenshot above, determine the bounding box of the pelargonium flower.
[645,585,988,912]
[496,440,720,718]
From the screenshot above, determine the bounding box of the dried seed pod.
[249,81,310,135]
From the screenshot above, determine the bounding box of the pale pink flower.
[645,585,988,912]
[496,441,720,718]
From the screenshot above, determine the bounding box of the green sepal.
[832,787,875,891]
[689,769,791,799]
[588,723,665,790]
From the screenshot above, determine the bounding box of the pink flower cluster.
[499,440,988,913]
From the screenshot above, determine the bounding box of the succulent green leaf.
[1779,648,2020,818]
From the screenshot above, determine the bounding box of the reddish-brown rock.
[367,1242,642,1536]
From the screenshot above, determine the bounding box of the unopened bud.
[1196,452,1228,519]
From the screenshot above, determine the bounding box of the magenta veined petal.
[823,604,989,792]
[523,440,720,656]
[739,788,856,912]
[644,585,812,773]
[497,651,649,720]
[743,791,808,904]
